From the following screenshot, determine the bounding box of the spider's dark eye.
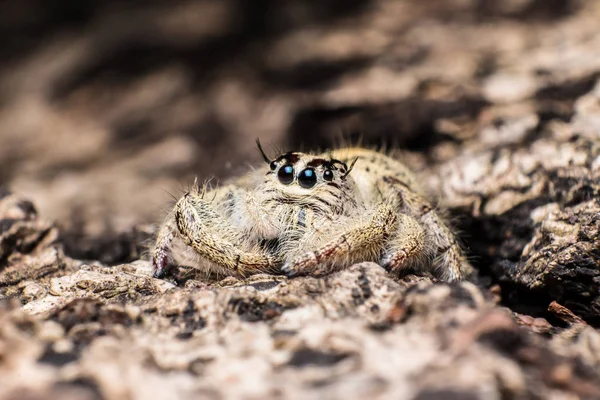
[269,161,277,171]
[323,169,334,181]
[298,168,317,188]
[278,164,294,184]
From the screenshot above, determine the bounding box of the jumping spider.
[152,142,473,281]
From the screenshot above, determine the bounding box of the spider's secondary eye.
[269,161,277,171]
[298,168,317,188]
[278,164,294,184]
[323,169,334,181]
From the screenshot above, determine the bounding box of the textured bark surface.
[1,203,600,399]
[429,129,600,325]
[1,0,600,399]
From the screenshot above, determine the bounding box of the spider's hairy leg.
[281,202,398,276]
[380,213,426,272]
[151,182,223,278]
[152,210,177,278]
[421,210,472,281]
[175,188,281,277]
[380,177,473,282]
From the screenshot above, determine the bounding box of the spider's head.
[266,151,356,190]
[256,141,358,211]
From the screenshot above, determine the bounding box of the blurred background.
[0,0,598,263]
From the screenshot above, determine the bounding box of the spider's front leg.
[281,202,400,276]
[152,210,177,278]
[152,186,281,278]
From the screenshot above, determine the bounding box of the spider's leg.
[419,207,471,281]
[281,202,398,276]
[380,213,426,272]
[152,211,177,278]
[175,190,281,277]
[379,177,473,282]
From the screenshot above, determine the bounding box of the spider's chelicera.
[152,141,473,281]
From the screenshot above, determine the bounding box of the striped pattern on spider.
[152,141,473,281]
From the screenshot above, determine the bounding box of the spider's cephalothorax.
[254,151,361,228]
[152,143,474,281]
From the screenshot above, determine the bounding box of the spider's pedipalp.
[281,202,397,276]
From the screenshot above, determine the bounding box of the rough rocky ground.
[1,0,600,399]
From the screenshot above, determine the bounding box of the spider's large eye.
[298,168,317,188]
[278,164,294,184]
[323,169,334,181]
